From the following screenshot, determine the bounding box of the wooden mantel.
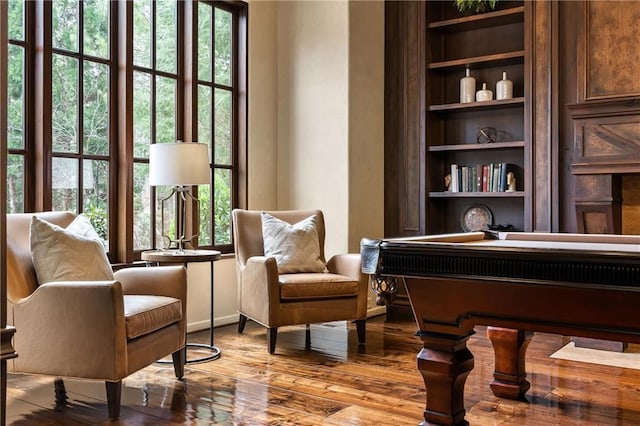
[568,98,640,234]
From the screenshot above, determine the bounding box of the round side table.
[141,249,222,364]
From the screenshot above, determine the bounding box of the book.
[482,165,489,192]
[451,164,458,193]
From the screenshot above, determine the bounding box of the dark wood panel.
[384,1,426,237]
[585,2,640,99]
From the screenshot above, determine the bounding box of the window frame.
[5,0,247,263]
[191,0,247,253]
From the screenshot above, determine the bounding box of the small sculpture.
[506,171,516,192]
[444,174,452,191]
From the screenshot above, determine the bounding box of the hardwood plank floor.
[6,311,640,425]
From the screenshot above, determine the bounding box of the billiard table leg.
[417,332,474,426]
[487,326,533,399]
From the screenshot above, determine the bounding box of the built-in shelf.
[429,191,525,198]
[429,97,525,112]
[429,141,525,152]
[429,51,525,71]
[428,6,525,33]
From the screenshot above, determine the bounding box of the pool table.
[361,231,640,426]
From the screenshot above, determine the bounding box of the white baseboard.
[188,307,387,334]
[187,313,240,334]
[367,305,387,318]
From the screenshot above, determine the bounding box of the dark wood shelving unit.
[429,191,525,198]
[425,1,529,234]
[429,97,524,112]
[429,141,525,152]
[427,6,524,32]
[428,51,525,71]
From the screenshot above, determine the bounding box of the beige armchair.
[6,212,187,419]
[232,209,368,353]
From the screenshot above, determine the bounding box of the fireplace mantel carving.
[568,98,640,234]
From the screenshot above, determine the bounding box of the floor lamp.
[149,142,210,252]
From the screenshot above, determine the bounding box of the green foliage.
[213,171,232,245]
[83,203,108,243]
[454,0,498,14]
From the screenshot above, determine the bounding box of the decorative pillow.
[30,215,115,285]
[66,213,107,249]
[261,212,326,274]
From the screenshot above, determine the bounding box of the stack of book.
[449,163,517,193]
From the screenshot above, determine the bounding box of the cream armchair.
[6,212,187,419]
[232,209,368,354]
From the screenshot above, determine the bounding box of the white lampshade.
[149,142,211,186]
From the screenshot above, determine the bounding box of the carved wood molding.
[568,99,640,175]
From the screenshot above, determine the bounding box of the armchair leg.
[54,378,68,410]
[105,380,122,420]
[238,314,248,333]
[267,327,278,354]
[172,348,186,379]
[356,319,366,344]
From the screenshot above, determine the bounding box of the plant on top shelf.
[454,0,498,14]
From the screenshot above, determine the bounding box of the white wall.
[276,1,350,256]
[186,0,385,332]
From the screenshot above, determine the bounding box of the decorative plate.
[461,204,493,232]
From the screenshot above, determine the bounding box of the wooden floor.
[6,311,640,425]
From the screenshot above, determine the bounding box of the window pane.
[53,0,79,52]
[197,2,212,82]
[156,76,176,143]
[214,8,232,86]
[8,0,24,41]
[156,0,177,74]
[7,45,24,150]
[52,55,79,153]
[52,157,79,212]
[83,0,109,59]
[133,72,151,157]
[83,61,109,155]
[83,159,109,244]
[133,0,152,68]
[214,168,231,245]
[7,154,24,213]
[133,162,151,249]
[198,184,211,246]
[198,84,211,145]
[214,88,231,165]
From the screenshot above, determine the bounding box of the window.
[132,0,180,250]
[50,0,111,244]
[196,2,239,249]
[3,0,247,260]
[7,0,26,213]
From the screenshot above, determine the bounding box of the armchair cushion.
[261,212,326,273]
[30,215,114,284]
[279,273,359,300]
[123,295,182,339]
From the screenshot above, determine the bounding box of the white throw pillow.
[30,215,115,284]
[261,212,326,274]
[67,213,107,248]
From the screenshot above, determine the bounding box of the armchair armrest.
[12,281,128,380]
[114,265,187,302]
[239,256,280,325]
[327,253,367,284]
[327,253,370,318]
